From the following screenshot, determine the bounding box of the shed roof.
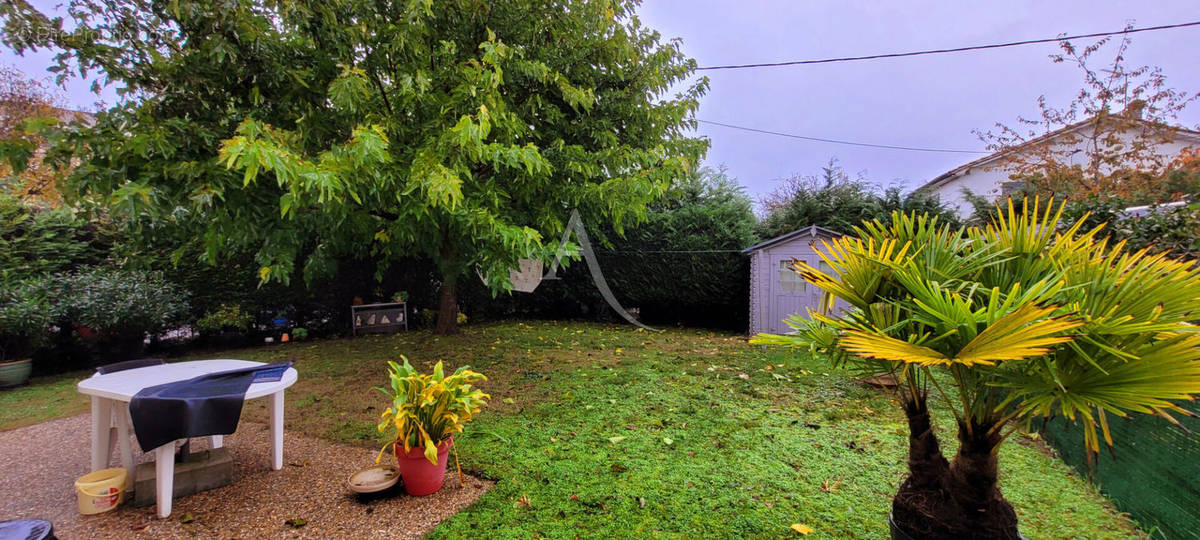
[742,225,844,254]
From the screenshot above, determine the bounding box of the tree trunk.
[945,419,1020,539]
[434,269,458,335]
[890,403,1021,539]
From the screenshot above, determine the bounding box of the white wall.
[931,129,1199,216]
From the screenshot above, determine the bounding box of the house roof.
[742,225,844,254]
[917,116,1200,193]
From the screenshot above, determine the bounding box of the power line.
[697,20,1200,71]
[698,119,988,154]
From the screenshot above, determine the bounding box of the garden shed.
[744,225,844,335]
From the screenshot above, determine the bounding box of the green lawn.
[1,321,1138,538]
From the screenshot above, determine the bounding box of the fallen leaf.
[569,494,579,501]
[737,373,750,380]
[502,398,515,404]
[607,436,626,444]
[820,477,843,493]
[791,523,814,535]
[284,518,307,528]
[610,463,628,473]
[515,494,532,508]
[662,437,674,445]
[178,513,195,524]
[130,523,150,531]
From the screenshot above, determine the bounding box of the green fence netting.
[1042,400,1200,539]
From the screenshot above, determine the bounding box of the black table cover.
[128,362,293,451]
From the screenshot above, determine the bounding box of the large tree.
[2,0,707,333]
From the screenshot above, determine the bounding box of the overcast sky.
[4,1,1199,202]
[637,1,1200,200]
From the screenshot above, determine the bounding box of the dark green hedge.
[1042,401,1200,539]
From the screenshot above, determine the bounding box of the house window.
[779,260,806,292]
[818,261,834,275]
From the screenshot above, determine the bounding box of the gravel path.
[0,414,491,539]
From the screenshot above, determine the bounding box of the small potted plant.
[374,357,489,496]
[0,279,55,388]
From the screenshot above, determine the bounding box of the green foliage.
[374,357,489,464]
[49,267,189,341]
[758,159,957,239]
[0,276,56,361]
[459,165,756,329]
[967,192,1200,260]
[5,0,709,333]
[290,327,308,340]
[0,194,106,282]
[196,304,254,333]
[757,200,1200,454]
[1061,198,1200,260]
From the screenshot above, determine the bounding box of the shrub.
[968,191,1200,260]
[458,165,757,330]
[758,160,959,239]
[196,304,254,333]
[0,195,108,282]
[0,277,55,361]
[51,267,189,344]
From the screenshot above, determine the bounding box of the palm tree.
[753,199,1200,539]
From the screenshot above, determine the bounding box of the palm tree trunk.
[945,418,1020,539]
[891,404,1022,539]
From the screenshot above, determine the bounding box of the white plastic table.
[76,359,298,518]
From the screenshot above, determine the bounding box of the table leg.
[90,396,112,472]
[115,403,134,475]
[269,391,284,470]
[154,443,175,518]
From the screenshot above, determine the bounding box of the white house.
[919,113,1200,216]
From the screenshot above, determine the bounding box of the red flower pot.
[394,436,452,496]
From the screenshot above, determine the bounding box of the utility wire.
[697,20,1200,71]
[699,119,989,154]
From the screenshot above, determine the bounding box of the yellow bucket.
[74,468,127,515]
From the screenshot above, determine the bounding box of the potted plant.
[754,201,1200,539]
[374,357,489,496]
[391,291,408,303]
[0,278,55,388]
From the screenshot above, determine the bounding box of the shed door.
[768,254,822,334]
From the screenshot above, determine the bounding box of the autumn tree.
[975,28,1198,202]
[0,63,74,206]
[2,0,708,333]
